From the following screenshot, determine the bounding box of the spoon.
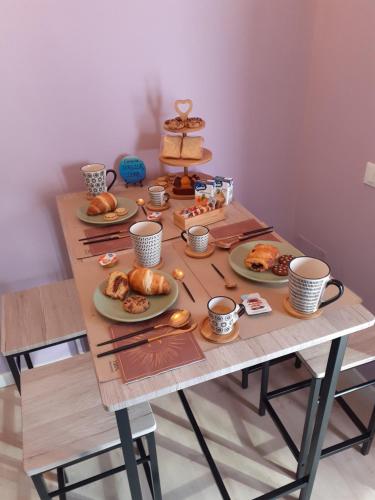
[96,309,191,346]
[97,322,198,357]
[136,198,147,216]
[172,268,195,303]
[211,263,237,289]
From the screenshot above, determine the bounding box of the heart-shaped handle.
[174,99,193,120]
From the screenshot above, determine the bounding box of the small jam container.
[98,252,118,268]
[147,211,162,222]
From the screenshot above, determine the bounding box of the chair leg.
[259,362,270,416]
[6,355,21,394]
[361,402,375,456]
[136,437,153,498]
[24,352,34,369]
[31,474,51,500]
[56,467,66,500]
[241,368,249,389]
[295,356,302,369]
[297,377,322,479]
[146,433,162,500]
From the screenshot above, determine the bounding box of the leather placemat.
[87,235,133,256]
[84,221,133,238]
[110,314,205,383]
[210,219,280,244]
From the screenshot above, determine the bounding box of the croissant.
[87,192,117,215]
[104,271,129,300]
[245,244,279,272]
[128,268,171,296]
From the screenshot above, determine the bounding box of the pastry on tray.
[87,192,118,215]
[128,268,171,296]
[181,136,203,160]
[244,244,280,272]
[164,117,185,130]
[161,135,182,158]
[104,271,129,299]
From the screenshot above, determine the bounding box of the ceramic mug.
[288,256,344,314]
[181,225,209,253]
[129,221,163,268]
[207,296,245,335]
[148,185,170,207]
[81,163,117,196]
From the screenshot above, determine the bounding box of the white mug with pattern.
[129,221,163,268]
[181,225,209,253]
[148,185,170,207]
[207,296,245,335]
[81,163,117,197]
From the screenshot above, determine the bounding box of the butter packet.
[194,180,215,207]
[241,293,272,315]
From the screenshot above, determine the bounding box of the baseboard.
[0,370,15,389]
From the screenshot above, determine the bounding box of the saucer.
[283,296,322,320]
[200,317,240,343]
[184,243,215,259]
[146,201,170,211]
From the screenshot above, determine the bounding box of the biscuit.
[278,254,294,265]
[272,264,289,276]
[104,212,118,221]
[123,295,150,314]
[115,207,128,216]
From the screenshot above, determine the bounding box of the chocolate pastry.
[272,264,289,276]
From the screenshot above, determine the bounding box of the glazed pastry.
[104,271,129,300]
[181,136,203,160]
[165,117,185,130]
[244,244,280,272]
[161,135,182,158]
[187,117,203,128]
[128,268,171,295]
[123,295,150,314]
[87,192,118,215]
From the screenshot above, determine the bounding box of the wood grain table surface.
[56,183,375,412]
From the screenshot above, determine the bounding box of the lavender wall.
[295,0,375,312]
[0,1,311,375]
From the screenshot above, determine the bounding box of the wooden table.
[57,184,375,500]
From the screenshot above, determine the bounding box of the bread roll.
[128,268,171,295]
[87,192,117,215]
[244,244,279,272]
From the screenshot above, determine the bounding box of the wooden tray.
[173,207,225,230]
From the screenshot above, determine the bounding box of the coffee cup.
[288,256,344,314]
[181,225,209,253]
[129,221,163,268]
[207,296,245,335]
[81,163,117,196]
[148,185,170,207]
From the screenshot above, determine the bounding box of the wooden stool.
[22,353,161,500]
[1,279,87,393]
[257,327,375,478]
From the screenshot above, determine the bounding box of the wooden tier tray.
[159,148,212,167]
[173,207,225,230]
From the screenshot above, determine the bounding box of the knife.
[97,322,197,358]
[79,228,130,242]
[83,233,131,245]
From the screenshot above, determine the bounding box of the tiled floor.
[1,360,375,499]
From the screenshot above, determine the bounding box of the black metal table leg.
[136,437,154,498]
[57,467,66,500]
[31,474,51,499]
[115,408,143,499]
[6,355,21,394]
[24,352,34,369]
[259,362,270,416]
[297,377,322,479]
[361,402,375,455]
[299,335,348,500]
[241,368,249,389]
[146,433,162,500]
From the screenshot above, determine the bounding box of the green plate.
[76,196,138,225]
[229,240,303,284]
[93,270,179,322]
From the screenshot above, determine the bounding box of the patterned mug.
[288,256,344,314]
[148,185,170,207]
[181,225,209,253]
[207,296,245,335]
[81,164,117,196]
[129,221,163,268]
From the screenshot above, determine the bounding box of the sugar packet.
[241,293,272,316]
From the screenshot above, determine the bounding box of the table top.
[57,183,375,412]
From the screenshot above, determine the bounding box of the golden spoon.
[136,198,147,216]
[96,309,191,347]
[172,268,195,303]
[211,263,237,289]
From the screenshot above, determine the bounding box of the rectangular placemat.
[110,314,205,383]
[210,219,280,243]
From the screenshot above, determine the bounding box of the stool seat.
[22,353,156,477]
[1,279,86,356]
[297,326,375,378]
